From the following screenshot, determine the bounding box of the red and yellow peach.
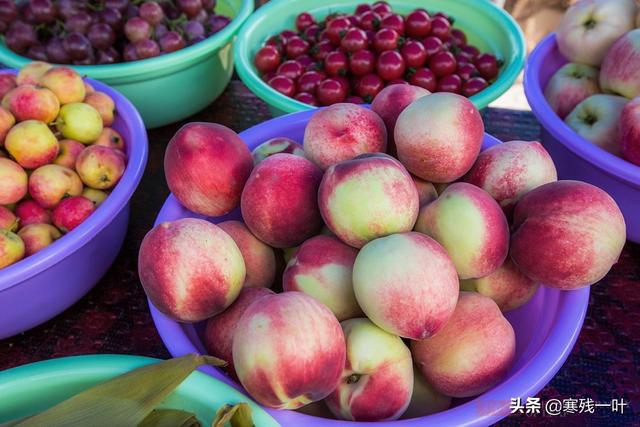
[28,164,83,209]
[0,158,28,205]
[18,223,61,255]
[4,120,59,169]
[75,145,126,190]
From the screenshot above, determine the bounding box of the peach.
[325,318,413,421]
[283,235,362,321]
[218,220,276,289]
[411,292,516,398]
[16,61,53,85]
[28,165,83,209]
[0,229,24,268]
[463,141,557,216]
[353,232,459,340]
[54,139,85,169]
[620,96,640,165]
[395,92,484,183]
[0,106,15,145]
[510,180,626,289]
[232,291,345,409]
[2,84,60,123]
[18,223,61,255]
[0,158,28,204]
[241,153,323,248]
[460,258,539,312]
[600,28,640,99]
[4,120,59,169]
[84,91,115,126]
[415,183,510,279]
[15,199,50,226]
[318,153,419,248]
[0,206,17,231]
[39,66,86,104]
[138,218,246,322]
[164,122,253,217]
[401,369,452,419]
[0,74,16,99]
[52,196,95,232]
[204,287,274,378]
[75,145,126,190]
[303,103,387,170]
[371,84,430,155]
[252,137,304,165]
[544,63,600,119]
[411,175,438,207]
[94,128,125,152]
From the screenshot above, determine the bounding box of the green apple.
[56,103,103,144]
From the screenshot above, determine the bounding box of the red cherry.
[279,29,298,45]
[294,91,319,106]
[285,36,310,58]
[311,40,334,61]
[409,67,437,92]
[295,12,315,32]
[365,29,376,43]
[429,51,457,77]
[334,75,351,92]
[376,50,405,81]
[372,1,392,17]
[355,73,384,100]
[373,28,400,51]
[355,3,372,15]
[359,11,381,31]
[380,13,404,35]
[401,39,427,68]
[457,62,478,81]
[346,95,365,104]
[456,52,473,65]
[387,79,409,86]
[277,60,304,80]
[298,70,325,93]
[437,74,462,94]
[462,77,489,97]
[324,50,349,76]
[422,36,443,60]
[451,28,467,46]
[254,45,281,73]
[341,27,369,52]
[433,12,451,21]
[265,36,284,54]
[303,24,321,41]
[317,78,347,105]
[349,49,376,76]
[296,54,316,70]
[462,45,480,59]
[262,71,276,82]
[405,10,431,39]
[474,53,499,80]
[268,75,296,97]
[347,14,361,27]
[430,16,451,41]
[318,30,331,42]
[325,17,351,45]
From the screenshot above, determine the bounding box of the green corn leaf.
[138,409,201,427]
[212,403,254,427]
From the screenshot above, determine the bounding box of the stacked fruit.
[0,62,127,269]
[253,1,502,105]
[0,0,231,64]
[545,0,640,166]
[139,86,626,421]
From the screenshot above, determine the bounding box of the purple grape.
[100,7,123,31]
[104,0,129,13]
[0,0,18,23]
[139,1,164,26]
[58,0,86,19]
[135,39,160,59]
[97,47,120,64]
[20,3,38,24]
[124,17,151,43]
[206,15,231,34]
[67,12,93,34]
[27,45,48,61]
[0,21,6,32]
[193,9,208,24]
[63,32,92,60]
[125,4,139,19]
[29,0,57,23]
[182,20,205,42]
[188,35,206,46]
[46,36,71,64]
[73,53,95,65]
[177,0,203,18]
[87,23,116,50]
[123,43,138,61]
[154,23,168,39]
[161,2,181,20]
[202,0,217,11]
[159,31,186,53]
[5,21,38,53]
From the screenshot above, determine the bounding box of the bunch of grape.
[0,0,231,65]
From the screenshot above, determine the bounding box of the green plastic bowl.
[235,0,525,116]
[0,355,279,426]
[0,0,253,129]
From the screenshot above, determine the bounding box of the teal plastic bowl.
[234,0,525,116]
[0,0,253,129]
[0,355,279,426]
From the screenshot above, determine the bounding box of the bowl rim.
[523,33,640,186]
[0,0,254,80]
[0,69,148,292]
[147,108,591,427]
[233,0,526,114]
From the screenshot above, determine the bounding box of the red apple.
[18,223,61,255]
[0,158,28,205]
[15,199,50,226]
[52,196,95,232]
[544,63,600,119]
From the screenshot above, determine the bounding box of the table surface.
[0,81,637,427]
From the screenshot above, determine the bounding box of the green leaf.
[212,403,254,427]
[138,409,201,427]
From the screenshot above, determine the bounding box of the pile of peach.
[0,62,127,270]
[139,85,626,421]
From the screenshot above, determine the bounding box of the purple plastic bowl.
[0,70,148,339]
[524,33,640,243]
[148,109,590,426]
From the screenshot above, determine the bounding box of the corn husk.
[13,354,226,427]
[212,403,254,427]
[138,409,201,427]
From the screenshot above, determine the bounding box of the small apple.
[4,120,59,169]
[0,158,28,205]
[15,199,50,226]
[0,205,17,231]
[600,29,640,99]
[56,103,104,144]
[84,91,115,126]
[0,74,16,99]
[252,137,305,165]
[94,127,125,152]
[75,145,126,190]
[82,188,109,207]
[0,106,15,145]
[0,229,25,268]
[565,94,627,155]
[84,81,95,94]
[2,84,60,124]
[16,61,53,85]
[53,139,85,169]
[28,164,83,209]
[18,223,61,255]
[39,66,86,104]
[620,96,640,165]
[52,196,95,232]
[544,63,600,119]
